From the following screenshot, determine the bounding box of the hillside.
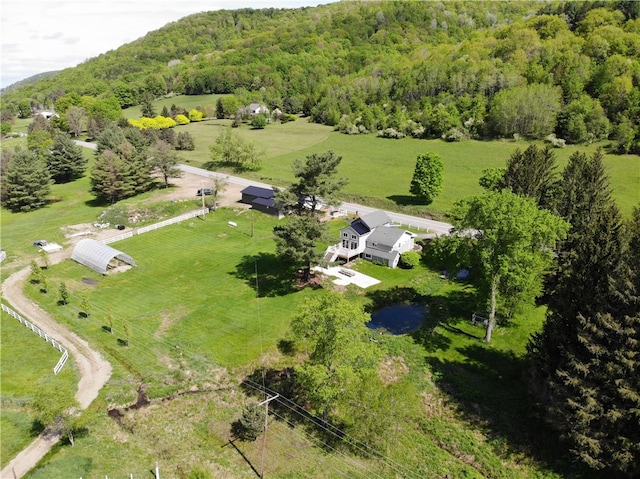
[2,1,639,150]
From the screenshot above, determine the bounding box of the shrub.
[280,113,297,123]
[544,134,566,148]
[251,114,267,129]
[400,251,421,269]
[377,128,405,139]
[175,114,190,125]
[443,127,467,142]
[189,109,203,122]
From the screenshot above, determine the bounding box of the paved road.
[178,165,453,235]
[76,141,453,234]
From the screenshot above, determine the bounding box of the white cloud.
[0,0,337,88]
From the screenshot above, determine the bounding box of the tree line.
[268,145,639,477]
[1,1,639,152]
[0,117,187,211]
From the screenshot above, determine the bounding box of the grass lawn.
[0,306,77,468]
[22,209,316,390]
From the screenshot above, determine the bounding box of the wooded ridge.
[2,1,639,151]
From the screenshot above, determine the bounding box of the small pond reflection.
[367,304,427,335]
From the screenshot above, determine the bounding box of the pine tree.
[528,150,640,476]
[46,132,87,183]
[503,144,557,209]
[90,150,136,204]
[3,148,52,212]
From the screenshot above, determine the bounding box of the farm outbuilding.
[71,239,136,275]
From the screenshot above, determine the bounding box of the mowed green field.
[21,209,319,387]
[0,309,77,467]
[122,95,639,217]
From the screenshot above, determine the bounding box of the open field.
[11,208,575,477]
[0,309,77,467]
[0,102,627,478]
[121,96,640,218]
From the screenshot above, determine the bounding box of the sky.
[0,0,338,89]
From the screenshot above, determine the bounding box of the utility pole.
[258,394,279,478]
[201,180,205,219]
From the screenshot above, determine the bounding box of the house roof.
[253,197,275,208]
[350,220,370,235]
[241,186,274,199]
[367,227,406,247]
[359,210,391,230]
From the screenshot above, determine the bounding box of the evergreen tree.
[3,148,52,212]
[46,132,87,183]
[527,151,640,476]
[503,145,558,209]
[140,94,156,118]
[90,149,136,204]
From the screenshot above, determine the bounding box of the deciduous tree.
[209,127,263,171]
[452,190,568,342]
[291,292,380,422]
[150,139,182,187]
[410,152,444,204]
[65,106,87,137]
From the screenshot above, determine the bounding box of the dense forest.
[1,1,639,152]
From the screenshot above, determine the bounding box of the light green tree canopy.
[452,190,569,342]
[291,292,380,420]
[409,152,444,204]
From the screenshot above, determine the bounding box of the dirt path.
[0,252,112,479]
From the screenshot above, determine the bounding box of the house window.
[343,232,348,238]
[351,241,358,249]
[342,240,349,248]
[351,234,357,240]
[364,253,372,259]
[371,242,378,247]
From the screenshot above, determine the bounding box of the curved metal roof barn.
[71,239,136,274]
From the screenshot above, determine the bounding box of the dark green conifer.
[528,150,640,476]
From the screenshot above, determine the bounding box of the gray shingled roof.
[367,227,406,247]
[359,210,391,230]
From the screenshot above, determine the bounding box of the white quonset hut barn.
[71,239,136,275]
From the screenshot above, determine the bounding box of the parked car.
[196,188,213,196]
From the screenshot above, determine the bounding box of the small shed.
[240,186,282,217]
[71,239,136,275]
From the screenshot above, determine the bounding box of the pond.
[367,304,427,335]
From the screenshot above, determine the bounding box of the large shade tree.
[451,190,568,342]
[290,292,380,423]
[409,152,444,205]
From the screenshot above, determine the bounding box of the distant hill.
[1,1,638,150]
[1,70,60,93]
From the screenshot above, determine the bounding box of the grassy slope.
[2,105,632,477]
[0,309,77,467]
[123,97,639,217]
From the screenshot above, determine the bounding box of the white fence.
[137,208,208,235]
[101,231,134,245]
[100,208,209,245]
[1,304,69,374]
